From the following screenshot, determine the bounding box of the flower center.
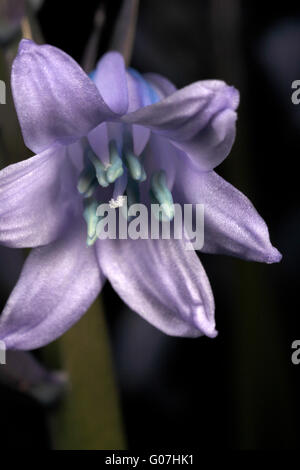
[77,135,174,246]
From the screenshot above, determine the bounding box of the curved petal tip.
[229,85,240,110]
[266,247,282,264]
[18,38,35,53]
[193,308,218,338]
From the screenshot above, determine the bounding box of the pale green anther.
[150,170,174,221]
[124,150,143,181]
[106,163,123,184]
[86,148,109,188]
[77,164,96,195]
[97,169,110,188]
[140,167,147,182]
[83,178,98,198]
[107,140,124,183]
[83,198,99,245]
[86,232,99,247]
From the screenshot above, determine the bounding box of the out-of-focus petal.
[0,144,77,248]
[0,0,25,44]
[174,158,282,263]
[97,237,216,338]
[0,350,68,406]
[0,220,104,350]
[144,72,177,98]
[122,79,239,171]
[11,39,115,153]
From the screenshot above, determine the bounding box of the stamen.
[113,171,128,201]
[83,198,100,246]
[150,170,174,221]
[86,148,109,188]
[77,162,96,195]
[83,177,98,198]
[107,140,124,183]
[124,150,143,180]
[140,166,147,182]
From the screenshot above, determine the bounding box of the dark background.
[1,0,300,449]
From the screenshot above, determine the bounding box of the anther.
[83,177,98,198]
[77,161,96,195]
[124,150,143,181]
[83,198,100,246]
[107,141,124,183]
[86,148,109,188]
[150,170,174,221]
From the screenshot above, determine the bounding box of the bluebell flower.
[0,40,281,349]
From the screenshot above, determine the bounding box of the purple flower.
[0,40,281,350]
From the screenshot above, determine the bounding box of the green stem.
[109,0,139,66]
[45,298,126,450]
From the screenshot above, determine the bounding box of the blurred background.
[0,0,299,450]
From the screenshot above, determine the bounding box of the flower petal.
[12,39,114,153]
[97,237,216,338]
[132,125,151,156]
[127,68,160,112]
[87,122,110,165]
[144,72,177,98]
[122,79,239,171]
[126,69,164,155]
[141,133,177,193]
[93,51,128,115]
[0,220,104,350]
[174,159,282,263]
[0,145,77,248]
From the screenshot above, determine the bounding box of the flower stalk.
[46,298,126,450]
[109,0,139,66]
